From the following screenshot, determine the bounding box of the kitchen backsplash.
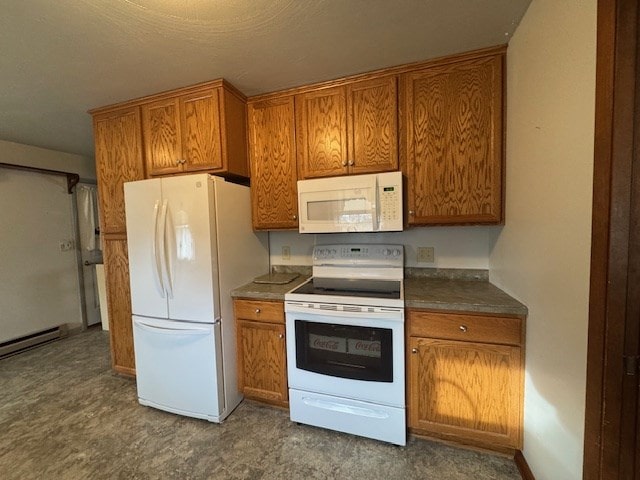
[268,226,500,269]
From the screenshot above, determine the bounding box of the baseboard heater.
[0,326,66,358]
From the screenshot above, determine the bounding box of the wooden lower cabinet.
[406,309,524,452]
[103,237,135,376]
[234,299,288,407]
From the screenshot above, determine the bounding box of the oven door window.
[294,320,393,382]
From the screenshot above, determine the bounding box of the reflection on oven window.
[309,333,382,359]
[309,333,346,353]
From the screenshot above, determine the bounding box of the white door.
[125,178,168,319]
[162,174,219,322]
[132,316,224,420]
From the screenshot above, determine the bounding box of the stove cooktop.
[288,277,402,300]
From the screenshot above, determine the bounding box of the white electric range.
[284,244,406,446]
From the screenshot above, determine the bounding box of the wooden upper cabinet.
[142,87,225,176]
[296,86,348,179]
[180,89,223,172]
[248,96,299,230]
[403,53,504,225]
[93,107,145,234]
[296,76,398,179]
[142,97,183,175]
[348,76,398,175]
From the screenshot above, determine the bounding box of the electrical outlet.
[281,246,291,261]
[59,240,74,252]
[417,246,434,263]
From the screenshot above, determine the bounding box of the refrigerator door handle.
[136,319,211,336]
[152,200,166,298]
[158,199,173,299]
[163,200,175,298]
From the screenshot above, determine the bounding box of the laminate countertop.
[231,268,527,317]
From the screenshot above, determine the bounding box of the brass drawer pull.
[255,308,260,314]
[459,325,468,332]
[411,348,418,354]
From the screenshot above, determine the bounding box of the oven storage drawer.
[407,310,523,346]
[234,299,285,324]
[289,388,406,446]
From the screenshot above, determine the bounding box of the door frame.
[584,0,640,477]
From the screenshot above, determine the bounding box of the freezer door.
[161,174,220,322]
[132,316,224,421]
[125,178,169,319]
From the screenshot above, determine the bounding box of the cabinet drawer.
[234,299,284,324]
[407,310,522,346]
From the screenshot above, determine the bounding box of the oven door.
[285,302,404,407]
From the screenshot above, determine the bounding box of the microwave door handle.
[372,176,379,231]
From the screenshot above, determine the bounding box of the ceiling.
[0,0,532,158]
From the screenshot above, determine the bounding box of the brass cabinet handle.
[278,334,284,339]
[411,348,418,354]
[348,159,354,166]
[342,160,347,167]
[409,210,414,215]
[292,214,297,220]
[255,308,260,314]
[459,325,468,332]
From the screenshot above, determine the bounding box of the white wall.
[0,140,96,336]
[489,1,596,478]
[0,139,96,180]
[269,226,497,269]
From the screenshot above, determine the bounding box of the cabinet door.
[248,97,299,229]
[142,97,183,176]
[296,86,348,179]
[103,238,135,375]
[237,320,288,406]
[404,54,503,224]
[408,337,521,449]
[348,76,398,175]
[93,107,145,234]
[180,88,223,173]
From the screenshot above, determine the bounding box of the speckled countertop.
[230,266,311,301]
[231,266,527,317]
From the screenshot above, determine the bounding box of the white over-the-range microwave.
[297,171,403,233]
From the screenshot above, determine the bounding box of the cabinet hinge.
[624,355,639,376]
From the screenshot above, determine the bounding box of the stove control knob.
[393,249,401,257]
[331,249,337,256]
[384,248,391,256]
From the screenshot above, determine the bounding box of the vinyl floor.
[0,328,521,479]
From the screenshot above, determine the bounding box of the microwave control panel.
[378,182,402,230]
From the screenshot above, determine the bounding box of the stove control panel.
[312,243,404,267]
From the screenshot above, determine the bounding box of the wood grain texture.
[179,89,223,172]
[221,87,250,178]
[247,45,507,104]
[234,299,284,323]
[103,238,135,374]
[234,300,288,407]
[348,75,398,174]
[408,337,521,449]
[248,97,299,230]
[404,54,503,225]
[296,86,348,179]
[93,107,145,234]
[142,98,183,176]
[407,310,522,346]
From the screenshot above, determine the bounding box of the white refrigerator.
[124,174,268,422]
